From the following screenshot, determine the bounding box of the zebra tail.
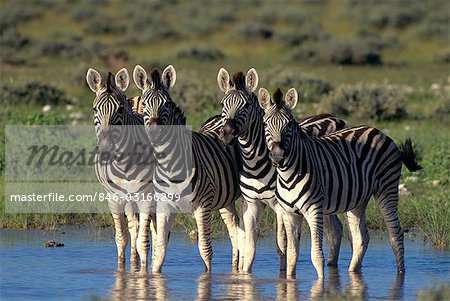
[399,138,422,172]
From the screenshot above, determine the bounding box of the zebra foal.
[258,87,421,278]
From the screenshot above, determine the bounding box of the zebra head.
[258,87,298,166]
[217,67,259,145]
[86,67,130,153]
[133,65,183,138]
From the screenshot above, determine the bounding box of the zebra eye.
[93,108,98,113]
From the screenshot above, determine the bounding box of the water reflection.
[110,269,167,301]
[276,277,299,301]
[309,267,405,301]
[108,266,405,300]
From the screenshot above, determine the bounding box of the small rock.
[44,240,64,247]
[65,104,74,111]
[398,184,411,196]
[69,112,85,120]
[406,176,418,182]
[431,180,440,186]
[42,105,52,113]
[430,83,441,91]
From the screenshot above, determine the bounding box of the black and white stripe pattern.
[258,87,421,278]
[134,65,242,273]
[87,68,156,270]
[217,68,347,273]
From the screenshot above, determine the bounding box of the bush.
[175,47,225,61]
[1,82,74,106]
[293,39,383,65]
[236,22,273,40]
[417,9,450,41]
[321,84,407,121]
[261,68,333,102]
[84,14,127,35]
[0,27,30,50]
[124,24,178,44]
[277,22,329,47]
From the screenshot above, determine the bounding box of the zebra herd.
[86,65,421,278]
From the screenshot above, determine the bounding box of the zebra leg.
[376,190,405,274]
[136,212,150,271]
[149,213,157,266]
[275,203,287,273]
[194,205,214,273]
[242,199,266,273]
[304,206,325,278]
[151,212,176,273]
[283,211,303,278]
[346,204,370,273]
[323,214,343,267]
[237,199,246,272]
[125,211,139,266]
[111,213,129,268]
[219,204,240,273]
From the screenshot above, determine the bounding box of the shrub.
[433,98,450,121]
[417,9,450,41]
[175,47,225,61]
[321,84,407,121]
[236,22,273,40]
[0,49,26,66]
[0,27,30,50]
[124,24,179,44]
[1,82,74,106]
[277,22,329,47]
[293,39,383,65]
[261,68,333,102]
[84,15,127,35]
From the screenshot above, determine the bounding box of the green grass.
[1,0,449,247]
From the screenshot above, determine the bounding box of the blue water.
[0,226,448,300]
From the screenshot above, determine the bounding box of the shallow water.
[0,226,448,300]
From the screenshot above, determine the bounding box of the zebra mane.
[106,72,115,93]
[273,88,284,109]
[232,72,246,91]
[169,101,186,125]
[151,69,161,88]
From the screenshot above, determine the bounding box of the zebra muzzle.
[270,142,285,166]
[220,118,238,145]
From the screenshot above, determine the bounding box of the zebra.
[133,64,242,273]
[217,67,347,274]
[86,67,157,270]
[257,87,421,278]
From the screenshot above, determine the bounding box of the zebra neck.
[278,126,313,176]
[151,126,193,174]
[238,108,270,161]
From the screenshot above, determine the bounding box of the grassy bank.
[1,0,449,248]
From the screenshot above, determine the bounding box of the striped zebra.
[217,68,347,273]
[133,64,242,273]
[86,68,157,270]
[257,87,421,277]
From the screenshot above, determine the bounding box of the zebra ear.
[258,88,272,111]
[246,68,259,92]
[217,67,231,93]
[115,68,129,92]
[133,65,149,91]
[285,88,298,109]
[86,68,102,93]
[161,65,176,90]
